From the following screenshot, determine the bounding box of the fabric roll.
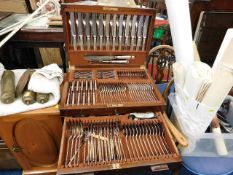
[16,69,35,97]
[183,62,212,99]
[202,63,233,109]
[36,93,50,104]
[1,70,15,104]
[173,62,185,88]
[212,29,233,71]
[22,90,36,105]
[0,63,63,116]
[203,39,233,109]
[212,127,228,156]
[165,0,194,66]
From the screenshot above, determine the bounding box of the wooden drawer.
[60,67,166,116]
[57,112,181,174]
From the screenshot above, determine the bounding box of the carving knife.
[85,55,134,61]
[136,15,144,51]
[112,14,117,50]
[90,60,129,64]
[69,12,77,50]
[124,15,131,49]
[77,13,84,50]
[85,13,91,50]
[118,15,124,50]
[91,13,97,50]
[98,14,104,50]
[105,14,110,50]
[130,15,137,50]
[142,16,149,51]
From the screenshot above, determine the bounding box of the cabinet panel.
[13,118,58,166]
[0,107,62,170]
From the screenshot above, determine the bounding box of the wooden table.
[13,27,66,71]
[1,27,66,71]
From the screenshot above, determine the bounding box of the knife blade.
[136,15,144,51]
[130,15,138,50]
[118,15,124,50]
[85,13,91,50]
[98,14,104,50]
[85,55,133,61]
[91,13,97,50]
[101,60,129,64]
[124,15,131,49]
[142,16,149,51]
[69,12,77,50]
[112,14,117,50]
[90,60,129,64]
[77,13,84,50]
[105,14,110,50]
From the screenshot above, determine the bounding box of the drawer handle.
[151,164,169,172]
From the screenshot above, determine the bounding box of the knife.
[101,60,129,64]
[69,12,77,50]
[90,60,129,64]
[77,13,84,50]
[91,13,97,50]
[142,16,149,51]
[98,14,104,50]
[130,15,138,50]
[85,13,91,50]
[112,14,117,50]
[105,14,110,50]
[118,15,124,50]
[85,55,134,61]
[124,15,131,49]
[136,15,144,51]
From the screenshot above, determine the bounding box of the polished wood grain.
[60,67,166,116]
[0,106,62,170]
[23,166,57,175]
[12,28,64,43]
[58,113,181,174]
[61,4,156,68]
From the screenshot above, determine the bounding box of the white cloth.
[165,0,194,67]
[0,64,63,116]
[183,61,212,99]
[169,89,217,137]
[0,63,4,83]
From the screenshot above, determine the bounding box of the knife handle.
[142,37,146,51]
[113,37,116,51]
[130,37,135,50]
[93,37,97,51]
[136,37,142,51]
[102,60,128,64]
[119,37,122,51]
[106,37,110,50]
[125,37,129,50]
[87,36,91,50]
[73,34,77,51]
[99,36,103,50]
[79,35,84,50]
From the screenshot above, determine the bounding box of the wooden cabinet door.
[0,110,62,170]
[13,118,58,166]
